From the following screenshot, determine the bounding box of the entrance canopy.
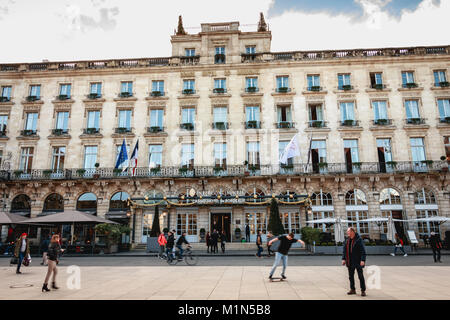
[24,210,118,224]
[0,212,30,224]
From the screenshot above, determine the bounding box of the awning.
[105,212,129,220]
[24,210,118,224]
[0,212,30,224]
[413,217,450,223]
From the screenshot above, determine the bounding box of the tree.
[176,15,187,35]
[267,198,285,236]
[150,205,161,237]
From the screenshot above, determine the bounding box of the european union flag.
[115,139,128,171]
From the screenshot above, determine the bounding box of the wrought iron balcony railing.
[276,121,294,129]
[340,120,359,127]
[51,129,69,135]
[212,122,229,130]
[245,120,261,129]
[373,119,393,125]
[83,128,100,135]
[308,120,327,128]
[371,83,386,90]
[406,118,426,125]
[147,126,164,133]
[2,161,446,181]
[20,129,37,136]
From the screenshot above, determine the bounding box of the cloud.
[268,0,441,20]
[0,0,15,20]
[60,2,120,33]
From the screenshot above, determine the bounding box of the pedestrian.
[342,227,367,297]
[157,231,167,259]
[429,231,443,263]
[268,232,305,279]
[205,232,211,253]
[220,231,227,253]
[255,231,263,258]
[166,231,175,262]
[42,234,65,292]
[40,235,51,266]
[14,233,30,274]
[245,223,251,242]
[176,232,190,259]
[390,233,407,257]
[267,231,275,257]
[211,229,219,254]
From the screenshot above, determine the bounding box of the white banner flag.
[280,134,301,164]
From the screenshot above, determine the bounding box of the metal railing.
[308,120,327,128]
[2,161,446,181]
[373,119,393,126]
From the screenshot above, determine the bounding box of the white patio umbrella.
[306,217,338,224]
[386,216,396,243]
[334,217,345,243]
[413,217,450,224]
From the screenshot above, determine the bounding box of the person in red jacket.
[157,232,167,259]
[390,233,407,257]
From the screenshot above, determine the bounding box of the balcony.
[437,81,450,87]
[245,87,259,93]
[179,56,200,65]
[212,122,229,130]
[275,87,291,93]
[406,118,425,125]
[87,93,102,99]
[26,96,40,102]
[20,129,37,136]
[214,54,226,64]
[114,127,132,134]
[212,88,227,94]
[373,119,392,126]
[402,83,418,89]
[276,121,294,129]
[180,123,195,131]
[308,120,327,128]
[150,91,164,97]
[51,129,69,136]
[339,85,353,91]
[341,119,359,127]
[57,94,70,101]
[308,86,322,92]
[119,92,133,98]
[439,117,450,124]
[241,53,262,63]
[371,84,386,90]
[182,89,196,95]
[147,126,164,133]
[245,120,261,129]
[0,96,11,102]
[83,128,100,135]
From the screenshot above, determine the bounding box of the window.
[55,112,69,131]
[345,189,366,205]
[246,106,260,124]
[410,137,426,164]
[309,104,324,125]
[77,193,97,212]
[185,48,196,57]
[87,111,100,130]
[181,143,194,168]
[214,143,227,168]
[245,77,258,91]
[1,86,11,101]
[148,144,162,168]
[340,102,355,122]
[0,115,7,133]
[417,210,439,238]
[59,84,71,98]
[280,211,301,234]
[11,195,31,213]
[277,105,292,125]
[177,213,197,236]
[215,47,225,64]
[51,146,66,171]
[150,109,164,130]
[279,141,293,166]
[247,142,260,166]
[311,140,327,173]
[25,113,38,131]
[373,101,388,121]
[434,70,447,86]
[344,140,360,172]
[338,74,351,89]
[405,100,420,120]
[415,188,436,205]
[246,46,256,54]
[307,75,320,90]
[379,188,401,205]
[29,85,41,98]
[213,107,227,129]
[152,81,164,95]
[311,191,333,206]
[347,211,369,235]
[370,72,383,88]
[118,110,132,130]
[445,136,450,161]
[214,79,226,93]
[437,99,450,121]
[121,81,133,94]
[276,76,289,91]
[377,138,393,172]
[19,147,34,172]
[90,82,102,95]
[43,193,64,212]
[402,71,415,87]
[83,146,98,169]
[183,79,195,93]
[181,108,195,126]
[110,192,130,211]
[0,150,2,167]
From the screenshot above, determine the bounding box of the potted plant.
[182,88,194,95]
[14,170,24,177]
[95,223,124,254]
[149,126,162,133]
[246,120,258,129]
[199,228,206,242]
[246,86,257,93]
[344,119,355,126]
[318,162,328,169]
[376,118,388,125]
[440,81,450,87]
[181,123,194,130]
[150,167,161,174]
[214,122,226,130]
[113,168,122,176]
[43,169,53,178]
[352,162,362,169]
[213,88,225,94]
[310,86,321,91]
[88,93,99,99]
[93,163,100,178]
[342,84,352,90]
[235,228,241,242]
[179,167,189,174]
[421,160,434,167]
[312,120,324,128]
[374,83,384,90]
[406,82,418,88]
[76,168,86,176]
[58,94,69,100]
[120,91,131,98]
[213,166,225,174]
[386,161,398,169]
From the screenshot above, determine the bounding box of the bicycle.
[166,245,198,266]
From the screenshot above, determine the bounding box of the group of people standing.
[205,230,227,253]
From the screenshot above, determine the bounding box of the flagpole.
[306,134,313,173]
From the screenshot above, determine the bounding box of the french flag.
[130,140,139,176]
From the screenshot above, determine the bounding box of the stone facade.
[0,20,449,245]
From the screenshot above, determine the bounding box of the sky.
[0,0,448,63]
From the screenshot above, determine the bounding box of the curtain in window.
[148,145,162,168]
[405,100,419,118]
[60,84,71,96]
[0,115,7,131]
[277,77,288,88]
[438,99,450,118]
[247,142,260,165]
[182,108,195,124]
[26,113,38,130]
[213,107,227,123]
[344,140,359,162]
[312,140,327,162]
[87,111,100,129]
[118,110,131,128]
[402,72,414,84]
[181,144,194,166]
[373,101,387,120]
[84,146,97,169]
[56,112,69,130]
[30,86,40,97]
[246,106,260,122]
[410,138,426,162]
[152,81,164,92]
[90,83,101,94]
[341,102,354,121]
[214,143,227,166]
[150,109,163,127]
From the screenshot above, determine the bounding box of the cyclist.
[176,232,190,260]
[166,231,175,262]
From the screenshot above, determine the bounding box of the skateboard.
[269,277,286,282]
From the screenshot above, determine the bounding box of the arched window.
[345,189,367,205]
[415,188,436,205]
[76,193,97,212]
[279,191,299,202]
[11,194,31,213]
[379,188,402,205]
[311,191,333,206]
[109,192,130,211]
[43,193,64,212]
[245,188,265,203]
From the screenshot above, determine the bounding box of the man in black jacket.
[211,230,219,254]
[341,227,367,296]
[176,232,190,259]
[429,232,443,263]
[166,231,175,261]
[245,224,251,242]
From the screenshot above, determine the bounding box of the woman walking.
[14,233,30,274]
[42,234,64,292]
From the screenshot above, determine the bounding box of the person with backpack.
[157,232,167,259]
[390,233,407,257]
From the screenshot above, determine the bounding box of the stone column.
[402,191,419,244]
[368,191,381,240]
[437,190,450,236]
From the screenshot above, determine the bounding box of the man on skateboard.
[268,232,305,280]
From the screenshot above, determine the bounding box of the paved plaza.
[1,256,449,300]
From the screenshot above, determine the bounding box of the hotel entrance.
[210,213,231,241]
